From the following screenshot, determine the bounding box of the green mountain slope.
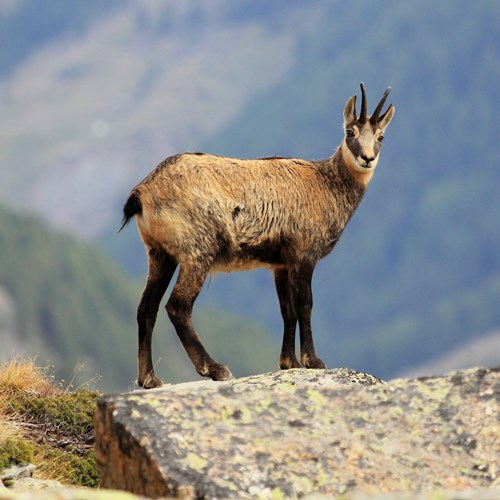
[0,205,277,391]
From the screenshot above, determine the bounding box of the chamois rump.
[120,83,395,388]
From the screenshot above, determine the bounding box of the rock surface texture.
[94,367,500,499]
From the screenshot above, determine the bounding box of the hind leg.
[166,260,233,381]
[137,248,177,388]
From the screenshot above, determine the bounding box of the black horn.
[370,86,392,124]
[359,82,367,124]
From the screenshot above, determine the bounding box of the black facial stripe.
[345,122,382,158]
[345,136,364,157]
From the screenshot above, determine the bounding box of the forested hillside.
[1,0,499,380]
[0,205,277,391]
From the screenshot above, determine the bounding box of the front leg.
[274,268,302,369]
[290,261,326,370]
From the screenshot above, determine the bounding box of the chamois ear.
[378,104,395,131]
[343,95,357,126]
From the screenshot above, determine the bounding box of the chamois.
[120,83,395,388]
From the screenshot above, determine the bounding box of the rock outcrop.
[94,367,500,499]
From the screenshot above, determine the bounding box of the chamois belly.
[211,239,286,273]
[210,258,282,273]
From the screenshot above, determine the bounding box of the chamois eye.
[378,134,384,143]
[346,129,355,138]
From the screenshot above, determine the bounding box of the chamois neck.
[316,148,366,204]
[320,147,367,191]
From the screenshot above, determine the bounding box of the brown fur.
[121,84,395,387]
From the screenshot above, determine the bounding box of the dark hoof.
[138,372,164,389]
[279,356,303,369]
[209,363,234,381]
[303,356,327,369]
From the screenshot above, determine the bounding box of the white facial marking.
[344,123,381,172]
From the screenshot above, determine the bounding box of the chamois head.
[341,83,395,177]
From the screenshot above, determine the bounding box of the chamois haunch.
[120,83,395,388]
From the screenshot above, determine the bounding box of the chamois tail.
[118,191,142,233]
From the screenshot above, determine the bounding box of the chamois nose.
[361,154,375,166]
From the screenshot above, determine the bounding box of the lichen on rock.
[94,367,500,499]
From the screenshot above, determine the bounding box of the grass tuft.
[0,356,60,397]
[0,420,34,470]
[0,357,100,487]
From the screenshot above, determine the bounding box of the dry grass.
[0,390,35,470]
[0,356,60,398]
[33,446,80,485]
[0,357,58,463]
[0,417,22,443]
[0,357,53,445]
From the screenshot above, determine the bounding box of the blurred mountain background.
[1,0,499,391]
